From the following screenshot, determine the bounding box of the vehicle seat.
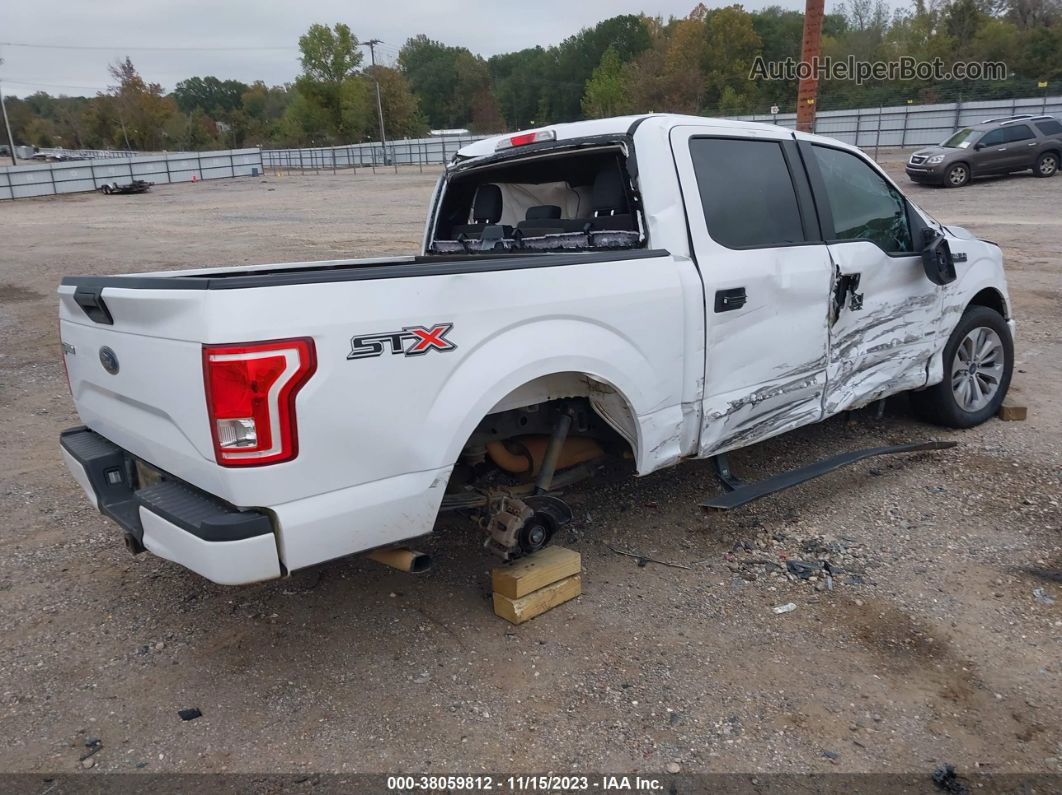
[451,184,513,238]
[589,169,635,231]
[516,204,586,236]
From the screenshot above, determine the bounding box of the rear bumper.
[60,426,281,585]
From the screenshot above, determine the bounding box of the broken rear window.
[429,147,643,255]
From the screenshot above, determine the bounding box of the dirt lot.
[0,154,1059,780]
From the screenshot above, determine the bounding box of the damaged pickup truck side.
[58,114,1014,585]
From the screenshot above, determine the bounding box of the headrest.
[472,184,502,223]
[525,204,562,220]
[592,169,627,213]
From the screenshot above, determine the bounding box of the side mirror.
[921,230,957,285]
[973,143,984,150]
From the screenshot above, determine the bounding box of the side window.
[979,129,1006,147]
[1005,124,1034,143]
[1035,120,1062,136]
[688,137,806,248]
[811,145,913,254]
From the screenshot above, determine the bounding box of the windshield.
[941,128,979,148]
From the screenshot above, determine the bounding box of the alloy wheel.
[951,326,1004,412]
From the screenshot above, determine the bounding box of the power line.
[0,40,296,52]
[1,77,111,91]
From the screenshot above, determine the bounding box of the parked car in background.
[906,114,1062,187]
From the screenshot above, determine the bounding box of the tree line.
[4,0,1061,152]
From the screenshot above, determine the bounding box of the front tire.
[1035,151,1058,178]
[911,306,1012,428]
[944,163,970,188]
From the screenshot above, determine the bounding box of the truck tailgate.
[58,287,218,492]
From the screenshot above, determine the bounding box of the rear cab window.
[429,145,643,255]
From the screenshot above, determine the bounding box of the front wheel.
[1035,151,1058,178]
[911,306,1013,428]
[945,163,970,188]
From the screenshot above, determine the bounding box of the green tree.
[702,6,763,113]
[399,35,501,130]
[548,14,652,121]
[291,23,364,142]
[342,66,426,140]
[105,57,176,150]
[173,76,249,116]
[298,23,363,83]
[581,47,628,118]
[489,47,552,129]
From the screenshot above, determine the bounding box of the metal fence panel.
[0,148,263,200]
[737,95,1062,149]
[261,135,489,172]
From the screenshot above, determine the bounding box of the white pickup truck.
[58,114,1014,585]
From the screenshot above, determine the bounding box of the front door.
[970,127,1010,174]
[799,139,942,416]
[670,125,834,456]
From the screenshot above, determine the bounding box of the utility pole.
[0,57,18,166]
[361,39,388,158]
[796,0,825,133]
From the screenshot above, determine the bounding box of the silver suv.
[905,114,1062,187]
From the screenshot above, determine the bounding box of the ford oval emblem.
[99,346,119,375]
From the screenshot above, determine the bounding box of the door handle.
[715,287,747,312]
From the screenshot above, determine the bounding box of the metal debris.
[605,544,693,570]
[931,763,967,794]
[1032,588,1056,606]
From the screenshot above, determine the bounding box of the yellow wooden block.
[492,546,581,600]
[492,574,582,625]
[998,401,1027,421]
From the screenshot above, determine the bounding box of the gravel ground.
[0,155,1058,778]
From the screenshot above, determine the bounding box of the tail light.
[202,338,316,467]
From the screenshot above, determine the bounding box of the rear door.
[670,125,833,456]
[799,140,942,416]
[1002,123,1039,170]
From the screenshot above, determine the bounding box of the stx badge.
[348,323,457,360]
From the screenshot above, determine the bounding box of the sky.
[0,0,864,98]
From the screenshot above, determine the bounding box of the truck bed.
[62,249,665,291]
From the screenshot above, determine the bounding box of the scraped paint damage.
[823,292,941,415]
